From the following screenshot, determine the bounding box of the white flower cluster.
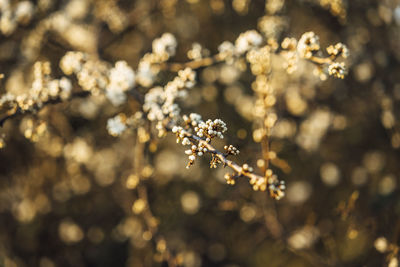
[194,118,227,140]
[59,51,86,75]
[171,126,188,142]
[182,113,228,141]
[171,125,210,168]
[235,30,263,55]
[107,113,127,136]
[297,31,320,59]
[218,41,236,63]
[136,60,154,87]
[188,43,200,60]
[326,42,349,58]
[105,111,145,137]
[281,37,299,73]
[143,68,196,122]
[47,77,72,101]
[0,61,72,112]
[183,113,203,127]
[217,30,263,63]
[248,169,286,199]
[184,143,208,168]
[224,145,240,155]
[328,62,346,79]
[0,0,35,35]
[136,33,178,87]
[258,15,288,38]
[247,46,271,75]
[171,114,229,168]
[60,52,136,104]
[60,51,109,94]
[143,87,166,121]
[106,61,135,106]
[152,33,177,58]
[267,176,286,200]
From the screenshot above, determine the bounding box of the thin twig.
[0,91,90,127]
[309,54,337,65]
[166,125,273,189]
[160,54,223,72]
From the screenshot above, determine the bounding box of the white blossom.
[235,30,263,54]
[105,61,135,106]
[107,115,127,136]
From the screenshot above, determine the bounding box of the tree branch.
[166,125,285,199]
[0,91,91,127]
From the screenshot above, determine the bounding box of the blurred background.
[0,0,400,266]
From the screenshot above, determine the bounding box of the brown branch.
[98,2,159,55]
[0,85,147,128]
[165,125,284,199]
[271,157,291,173]
[160,54,223,72]
[132,135,178,267]
[261,134,270,172]
[0,91,91,127]
[183,129,262,180]
[309,54,337,65]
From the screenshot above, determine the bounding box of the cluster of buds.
[20,118,47,142]
[107,113,127,137]
[280,32,349,80]
[106,61,136,106]
[235,30,263,55]
[225,164,253,186]
[210,154,223,168]
[183,113,202,127]
[242,163,254,173]
[0,61,72,114]
[224,145,240,156]
[246,46,272,76]
[328,62,347,79]
[171,125,206,168]
[182,113,227,141]
[60,51,137,104]
[247,168,286,199]
[185,143,208,168]
[106,112,145,137]
[326,42,349,58]
[171,114,230,169]
[152,33,178,61]
[194,119,227,141]
[144,68,196,123]
[216,30,264,64]
[187,43,209,60]
[172,126,187,142]
[280,37,299,73]
[224,173,237,185]
[297,31,320,59]
[0,0,35,36]
[218,41,236,63]
[136,33,177,87]
[266,169,286,200]
[224,165,285,200]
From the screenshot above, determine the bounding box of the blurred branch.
[288,247,337,267]
[98,2,159,55]
[128,88,145,104]
[0,91,90,127]
[0,84,146,128]
[309,55,335,65]
[160,54,224,72]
